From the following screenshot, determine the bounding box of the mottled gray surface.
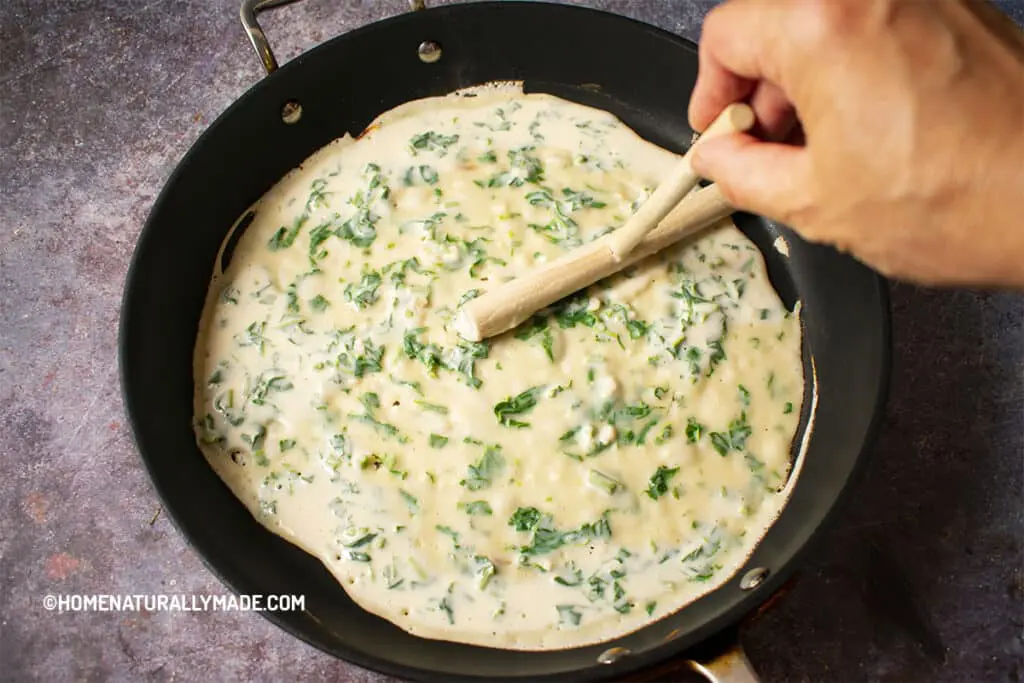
[1,0,1022,681]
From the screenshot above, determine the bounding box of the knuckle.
[700,4,731,44]
[715,180,750,209]
[762,183,815,231]
[798,0,863,45]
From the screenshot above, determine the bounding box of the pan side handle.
[686,642,761,683]
[239,0,428,75]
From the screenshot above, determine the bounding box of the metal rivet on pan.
[417,40,442,63]
[281,100,303,125]
[740,567,769,590]
[597,647,630,664]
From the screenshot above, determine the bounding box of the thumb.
[690,133,810,223]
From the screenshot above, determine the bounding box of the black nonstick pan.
[118,1,891,681]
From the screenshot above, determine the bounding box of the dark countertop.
[1,1,1021,681]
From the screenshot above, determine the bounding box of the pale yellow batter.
[193,85,806,650]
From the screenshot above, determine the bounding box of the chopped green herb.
[249,374,293,406]
[707,339,727,376]
[334,333,384,378]
[615,403,651,421]
[460,444,504,491]
[635,419,659,445]
[560,187,606,210]
[267,213,309,251]
[328,434,351,462]
[399,489,419,514]
[305,222,333,261]
[587,469,622,495]
[443,340,490,388]
[558,427,580,444]
[494,385,543,428]
[672,280,710,305]
[330,165,389,252]
[415,400,449,414]
[285,283,300,313]
[554,563,584,586]
[473,555,496,590]
[679,345,702,375]
[343,269,382,310]
[341,528,377,548]
[309,294,330,312]
[213,391,244,426]
[709,413,752,456]
[685,417,703,444]
[509,506,542,532]
[390,374,423,395]
[239,321,267,352]
[350,392,403,440]
[409,131,459,155]
[305,177,331,212]
[437,596,454,624]
[514,315,555,361]
[513,510,613,557]
[553,294,597,329]
[556,605,582,626]
[689,567,718,582]
[654,424,674,445]
[528,214,580,247]
[403,330,442,376]
[626,319,648,339]
[428,433,449,449]
[459,500,493,516]
[436,525,460,546]
[241,428,268,464]
[514,146,544,178]
[419,165,439,185]
[645,465,680,500]
[384,257,426,286]
[457,289,482,307]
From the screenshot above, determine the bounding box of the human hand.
[688,0,1024,287]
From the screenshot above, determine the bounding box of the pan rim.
[118,2,893,680]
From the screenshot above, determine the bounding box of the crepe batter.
[193,86,806,650]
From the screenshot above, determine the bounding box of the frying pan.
[118,1,891,681]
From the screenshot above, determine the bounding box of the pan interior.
[120,3,888,681]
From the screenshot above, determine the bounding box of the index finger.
[688,0,795,132]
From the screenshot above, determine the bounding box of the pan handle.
[239,0,428,75]
[686,641,760,683]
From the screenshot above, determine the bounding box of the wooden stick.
[454,183,735,341]
[605,103,754,260]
